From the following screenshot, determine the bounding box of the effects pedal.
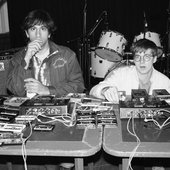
[33,124,55,131]
[0,123,26,133]
[15,115,37,124]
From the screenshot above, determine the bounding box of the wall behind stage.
[6,0,170,89]
[7,0,169,50]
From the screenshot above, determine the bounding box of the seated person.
[7,9,85,98]
[90,39,170,103]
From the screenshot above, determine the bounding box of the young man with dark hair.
[7,9,85,98]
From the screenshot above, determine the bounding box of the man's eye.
[41,27,47,31]
[144,55,152,58]
[134,55,140,59]
[30,27,36,31]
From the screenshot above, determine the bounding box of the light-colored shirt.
[90,65,170,99]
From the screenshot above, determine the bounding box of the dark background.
[6,0,170,90]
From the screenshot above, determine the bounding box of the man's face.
[26,24,50,48]
[134,49,157,75]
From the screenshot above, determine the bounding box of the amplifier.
[0,54,12,95]
[0,47,21,95]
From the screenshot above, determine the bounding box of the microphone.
[104,11,109,30]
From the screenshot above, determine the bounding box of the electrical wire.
[127,112,141,170]
[21,121,33,170]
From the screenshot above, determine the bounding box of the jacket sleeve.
[7,51,34,97]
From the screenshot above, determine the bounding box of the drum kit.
[91,30,164,79]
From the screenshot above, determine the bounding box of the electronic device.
[4,97,29,107]
[19,95,70,116]
[120,89,170,119]
[131,89,148,103]
[152,89,170,104]
[67,93,86,103]
[33,124,55,131]
[15,115,37,124]
[0,105,19,122]
[75,101,117,127]
[0,131,20,139]
[1,138,23,145]
[0,123,26,133]
[152,89,170,97]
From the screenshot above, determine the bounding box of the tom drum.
[95,30,127,62]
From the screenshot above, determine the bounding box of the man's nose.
[139,56,145,63]
[36,29,41,37]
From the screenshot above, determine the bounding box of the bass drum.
[133,31,163,58]
[91,48,116,78]
[95,30,127,62]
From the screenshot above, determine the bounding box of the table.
[103,104,170,170]
[0,122,103,170]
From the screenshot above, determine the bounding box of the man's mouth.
[140,65,146,69]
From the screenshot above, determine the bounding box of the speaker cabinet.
[0,54,13,95]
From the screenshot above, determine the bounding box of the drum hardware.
[122,52,134,66]
[95,30,127,62]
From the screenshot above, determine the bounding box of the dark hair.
[21,9,57,34]
[130,39,158,57]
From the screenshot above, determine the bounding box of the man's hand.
[101,86,119,103]
[24,78,50,95]
[24,39,43,69]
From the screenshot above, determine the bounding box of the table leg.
[122,158,129,170]
[6,162,12,170]
[87,162,94,170]
[74,158,84,170]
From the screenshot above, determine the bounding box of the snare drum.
[95,30,127,62]
[133,31,163,57]
[91,48,115,78]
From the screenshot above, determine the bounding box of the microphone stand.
[85,11,105,91]
[69,5,106,92]
[80,0,106,91]
[166,5,170,78]
[87,11,105,37]
[81,0,91,91]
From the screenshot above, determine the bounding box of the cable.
[126,112,141,170]
[21,121,33,170]
[143,108,170,129]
